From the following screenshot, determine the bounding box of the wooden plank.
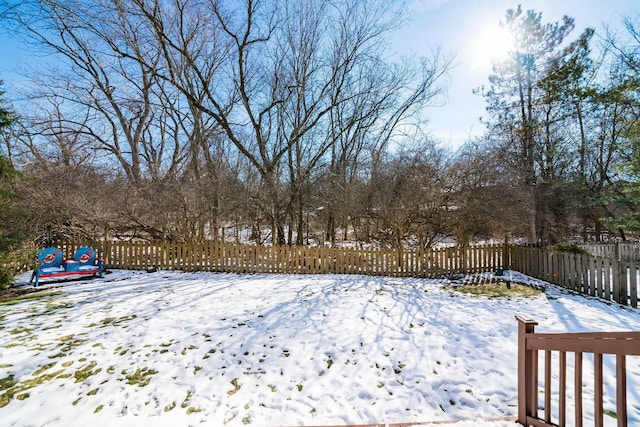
[526,337,640,355]
[604,260,612,301]
[127,241,133,269]
[532,348,539,420]
[612,259,621,304]
[631,263,638,308]
[575,352,583,427]
[516,316,538,424]
[598,258,605,299]
[588,255,596,298]
[559,351,566,426]
[617,354,627,427]
[594,353,603,427]
[544,350,552,423]
[617,261,628,305]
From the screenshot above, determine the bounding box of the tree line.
[0,1,639,251]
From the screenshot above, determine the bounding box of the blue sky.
[395,0,639,149]
[0,0,638,149]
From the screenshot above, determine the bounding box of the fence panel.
[18,241,640,308]
[511,245,640,309]
[11,240,513,280]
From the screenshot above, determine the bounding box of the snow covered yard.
[1,270,639,426]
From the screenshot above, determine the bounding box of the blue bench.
[31,247,104,287]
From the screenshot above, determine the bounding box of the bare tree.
[127,0,450,244]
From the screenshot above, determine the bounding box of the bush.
[0,247,37,289]
[0,265,13,289]
[548,242,590,255]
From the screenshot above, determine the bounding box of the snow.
[1,270,639,427]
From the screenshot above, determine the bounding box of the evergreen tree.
[482,6,575,243]
[602,16,640,237]
[609,127,640,233]
[0,82,25,252]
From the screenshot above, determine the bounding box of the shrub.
[0,265,13,289]
[0,247,37,289]
[548,242,590,255]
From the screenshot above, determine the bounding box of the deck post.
[516,316,538,425]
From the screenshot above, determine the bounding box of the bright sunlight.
[469,23,515,69]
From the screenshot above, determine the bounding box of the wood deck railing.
[517,316,640,427]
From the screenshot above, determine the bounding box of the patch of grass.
[87,388,99,396]
[447,282,543,298]
[164,402,176,412]
[112,315,137,325]
[0,374,18,392]
[604,409,617,419]
[227,378,241,395]
[181,390,193,409]
[33,362,57,376]
[89,314,137,328]
[181,348,187,355]
[59,337,88,353]
[94,404,104,413]
[44,300,73,312]
[74,361,101,383]
[122,367,157,387]
[2,343,20,349]
[393,361,406,374]
[1,369,66,408]
[202,348,216,359]
[8,326,31,335]
[0,290,60,306]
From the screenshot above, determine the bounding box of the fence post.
[103,225,111,269]
[516,316,538,425]
[616,260,628,305]
[503,234,510,270]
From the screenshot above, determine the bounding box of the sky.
[393,0,639,150]
[2,268,639,426]
[0,0,638,150]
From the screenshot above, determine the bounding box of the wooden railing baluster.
[517,317,640,427]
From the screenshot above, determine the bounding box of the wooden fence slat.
[617,354,628,427]
[631,263,638,308]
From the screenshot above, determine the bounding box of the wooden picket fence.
[5,240,639,308]
[580,242,640,261]
[32,240,508,278]
[511,246,639,308]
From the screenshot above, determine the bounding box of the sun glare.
[469,24,514,69]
